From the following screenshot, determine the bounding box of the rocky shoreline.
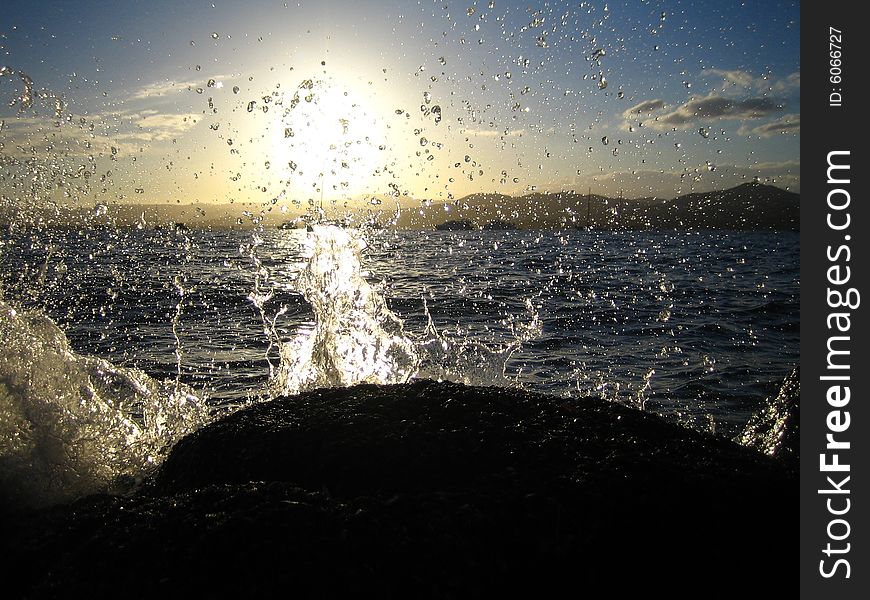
[2,377,798,597]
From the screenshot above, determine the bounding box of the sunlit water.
[0,225,798,506]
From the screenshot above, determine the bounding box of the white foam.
[0,301,210,509]
[271,225,419,395]
[270,225,542,396]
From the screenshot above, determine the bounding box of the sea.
[0,224,799,507]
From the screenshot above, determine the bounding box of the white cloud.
[702,69,800,94]
[126,74,232,101]
[464,128,526,138]
[739,114,800,137]
[623,93,785,130]
[622,99,665,119]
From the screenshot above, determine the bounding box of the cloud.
[702,69,800,94]
[464,128,525,137]
[771,72,800,93]
[739,114,800,137]
[0,117,142,160]
[0,106,200,161]
[126,74,231,101]
[703,69,757,90]
[134,113,200,141]
[624,94,785,130]
[127,78,201,100]
[568,160,800,198]
[622,99,665,119]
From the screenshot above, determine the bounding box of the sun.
[269,78,386,205]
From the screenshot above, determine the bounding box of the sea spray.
[270,225,544,396]
[271,225,418,395]
[414,296,543,388]
[0,300,210,509]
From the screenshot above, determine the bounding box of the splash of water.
[271,225,544,396]
[271,225,418,395]
[0,300,210,509]
[415,297,542,388]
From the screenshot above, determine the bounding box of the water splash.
[270,225,544,396]
[415,297,542,388]
[0,300,210,509]
[244,230,286,380]
[271,225,418,395]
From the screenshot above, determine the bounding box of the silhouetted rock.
[736,368,799,464]
[1,380,797,598]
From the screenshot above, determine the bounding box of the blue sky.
[1,0,800,206]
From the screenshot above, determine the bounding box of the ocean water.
[0,224,798,506]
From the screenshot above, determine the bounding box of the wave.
[0,300,210,509]
[269,225,420,395]
[269,225,542,395]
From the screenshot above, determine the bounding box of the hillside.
[1,183,798,231]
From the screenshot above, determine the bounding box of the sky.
[0,0,800,212]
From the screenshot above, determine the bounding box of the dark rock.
[2,380,796,597]
[736,368,799,463]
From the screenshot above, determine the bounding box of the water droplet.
[232,86,240,94]
[439,57,447,66]
[423,91,431,104]
[601,136,609,145]
[211,32,219,39]
[467,6,476,16]
[227,139,233,146]
[674,142,681,149]
[617,90,624,99]
[597,75,608,90]
[207,79,216,88]
[247,101,256,112]
[284,127,294,138]
[488,0,495,8]
[698,127,710,138]
[420,137,428,146]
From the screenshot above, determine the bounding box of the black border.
[801,4,867,596]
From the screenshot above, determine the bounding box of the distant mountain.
[662,182,799,230]
[426,183,798,231]
[2,183,798,231]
